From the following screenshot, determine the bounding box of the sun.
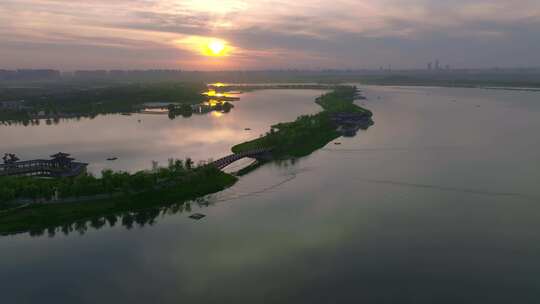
[204,40,228,56]
[174,36,233,57]
[209,41,225,55]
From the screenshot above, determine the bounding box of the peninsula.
[0,86,372,235]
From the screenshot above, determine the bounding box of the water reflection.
[0,115,95,127]
[0,86,240,126]
[3,86,540,303]
[1,99,236,126]
[18,159,306,238]
[25,198,214,238]
[0,89,324,174]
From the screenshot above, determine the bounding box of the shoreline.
[0,86,373,236]
[0,167,237,235]
[355,82,540,92]
[232,86,373,158]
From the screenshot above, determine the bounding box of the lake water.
[0,89,323,174]
[2,85,540,303]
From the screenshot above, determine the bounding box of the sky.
[1,0,539,70]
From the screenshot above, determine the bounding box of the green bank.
[232,85,373,158]
[0,86,372,235]
[0,164,236,235]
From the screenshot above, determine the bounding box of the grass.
[232,86,372,159]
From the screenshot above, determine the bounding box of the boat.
[189,213,206,220]
[244,128,251,131]
[107,157,118,161]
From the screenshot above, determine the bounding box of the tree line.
[0,157,204,205]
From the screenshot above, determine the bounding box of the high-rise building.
[435,60,440,70]
[428,62,433,70]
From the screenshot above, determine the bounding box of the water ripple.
[357,178,539,202]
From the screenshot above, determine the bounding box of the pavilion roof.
[50,152,71,158]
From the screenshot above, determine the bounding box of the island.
[0,85,373,235]
[0,82,237,125]
[232,85,373,158]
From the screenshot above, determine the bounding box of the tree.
[185,158,194,170]
[101,169,115,196]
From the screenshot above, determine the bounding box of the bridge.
[0,153,88,178]
[211,148,273,170]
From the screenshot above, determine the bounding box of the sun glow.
[211,82,227,87]
[211,111,224,118]
[174,36,234,58]
[203,90,224,97]
[209,41,225,54]
[204,39,229,56]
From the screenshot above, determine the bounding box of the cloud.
[1,0,539,69]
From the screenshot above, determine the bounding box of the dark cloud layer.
[1,0,539,70]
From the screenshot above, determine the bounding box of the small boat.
[334,142,342,145]
[244,128,251,131]
[121,113,132,116]
[107,157,118,161]
[189,213,206,220]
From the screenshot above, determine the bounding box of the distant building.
[0,100,28,110]
[435,60,440,70]
[0,69,60,81]
[50,152,76,168]
[428,62,433,70]
[74,70,108,79]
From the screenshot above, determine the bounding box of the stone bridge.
[211,148,273,170]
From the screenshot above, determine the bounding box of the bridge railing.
[0,159,87,177]
[211,147,273,169]
[0,160,50,171]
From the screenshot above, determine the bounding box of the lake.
[0,89,323,174]
[1,85,540,303]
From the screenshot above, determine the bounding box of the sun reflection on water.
[211,111,224,118]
